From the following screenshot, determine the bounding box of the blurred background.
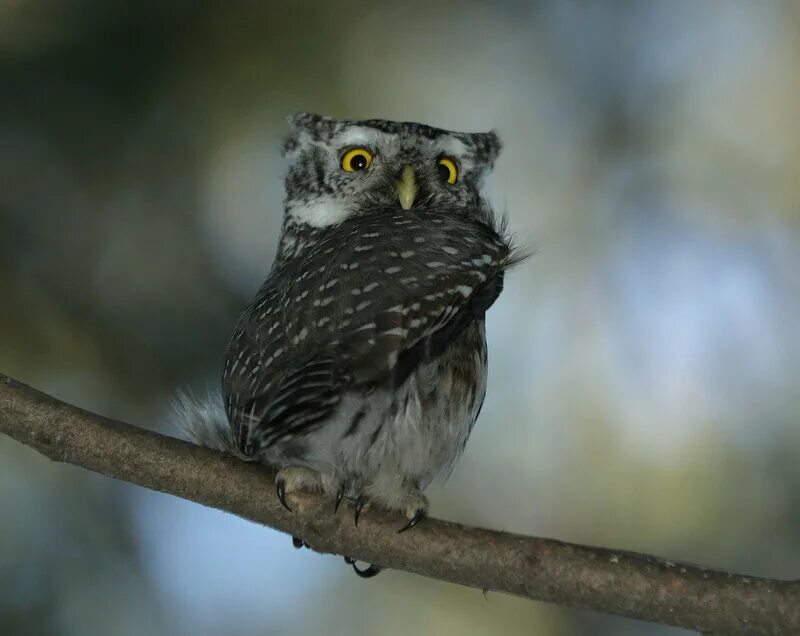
[1,1,799,634]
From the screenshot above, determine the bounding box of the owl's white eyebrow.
[436,136,468,158]
[335,127,395,148]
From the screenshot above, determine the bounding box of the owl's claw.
[397,507,426,533]
[344,556,382,578]
[276,478,292,512]
[354,495,368,526]
[333,485,345,515]
[292,536,308,549]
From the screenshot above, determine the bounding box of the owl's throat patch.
[288,200,351,228]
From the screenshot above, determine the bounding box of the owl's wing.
[343,255,506,390]
[238,354,347,450]
[226,208,517,451]
[242,265,505,451]
[223,278,352,454]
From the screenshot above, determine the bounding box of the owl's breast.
[339,320,487,487]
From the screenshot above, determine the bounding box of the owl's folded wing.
[242,248,509,450]
[239,354,347,450]
[228,208,521,451]
[342,256,507,389]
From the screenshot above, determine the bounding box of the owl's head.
[281,113,501,228]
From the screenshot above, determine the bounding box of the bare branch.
[1,373,797,634]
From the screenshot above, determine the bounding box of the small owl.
[180,113,521,574]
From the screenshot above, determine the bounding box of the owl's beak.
[397,165,417,210]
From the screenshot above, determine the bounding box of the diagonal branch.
[0,373,797,634]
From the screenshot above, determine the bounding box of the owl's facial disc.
[397,165,417,210]
[282,114,502,229]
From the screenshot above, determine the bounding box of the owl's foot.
[333,484,346,515]
[275,466,323,511]
[396,488,428,533]
[354,480,428,533]
[360,479,429,532]
[339,491,381,575]
[338,483,425,576]
[344,556,382,578]
[398,506,426,533]
[353,494,368,526]
[278,467,338,550]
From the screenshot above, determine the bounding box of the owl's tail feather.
[171,389,254,462]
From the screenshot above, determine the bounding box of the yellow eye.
[437,157,458,184]
[341,147,373,172]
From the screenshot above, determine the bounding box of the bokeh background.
[2,1,799,634]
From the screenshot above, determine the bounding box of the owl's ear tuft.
[288,112,339,137]
[288,112,326,130]
[281,131,303,159]
[283,113,337,158]
[470,130,502,167]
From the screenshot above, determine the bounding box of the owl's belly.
[283,322,488,492]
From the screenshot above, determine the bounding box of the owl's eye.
[341,147,373,172]
[437,157,458,185]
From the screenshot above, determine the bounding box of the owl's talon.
[354,495,368,526]
[397,508,426,533]
[333,485,345,515]
[292,536,307,549]
[343,556,382,578]
[353,563,383,578]
[276,478,292,512]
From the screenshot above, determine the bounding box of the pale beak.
[397,164,417,210]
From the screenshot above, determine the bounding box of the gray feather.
[171,389,253,461]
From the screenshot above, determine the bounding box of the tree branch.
[0,373,797,634]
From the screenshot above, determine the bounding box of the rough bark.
[1,373,797,634]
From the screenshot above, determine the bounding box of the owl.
[180,113,521,575]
